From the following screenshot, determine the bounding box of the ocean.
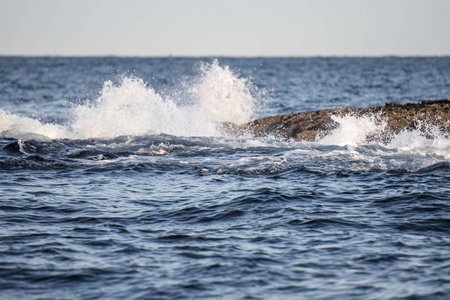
[1,57,449,299]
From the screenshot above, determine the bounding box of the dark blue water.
[1,57,450,299]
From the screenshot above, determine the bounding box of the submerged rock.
[223,100,450,142]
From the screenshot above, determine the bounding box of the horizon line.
[1,54,449,58]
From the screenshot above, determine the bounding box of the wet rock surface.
[224,100,450,142]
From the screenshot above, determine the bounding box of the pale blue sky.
[1,0,449,56]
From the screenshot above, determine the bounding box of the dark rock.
[223,100,450,142]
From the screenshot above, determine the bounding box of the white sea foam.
[317,113,449,150]
[318,114,385,146]
[0,109,67,139]
[386,125,450,159]
[190,61,256,124]
[70,60,257,139]
[0,59,449,167]
[313,114,450,167]
[0,60,258,140]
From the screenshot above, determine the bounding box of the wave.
[317,114,450,158]
[0,60,449,173]
[0,109,67,140]
[0,60,258,140]
[1,133,448,174]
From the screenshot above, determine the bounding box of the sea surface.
[1,57,450,299]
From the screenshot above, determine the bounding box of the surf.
[0,59,449,169]
[0,60,259,140]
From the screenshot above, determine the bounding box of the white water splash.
[0,60,259,140]
[318,114,386,146]
[0,109,67,140]
[71,60,257,139]
[190,61,256,124]
[386,125,450,159]
[1,58,449,168]
[313,114,450,167]
[70,76,207,138]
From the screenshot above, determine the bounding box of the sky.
[1,0,449,57]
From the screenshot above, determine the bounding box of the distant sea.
[1,56,450,299]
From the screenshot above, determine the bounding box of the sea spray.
[317,114,450,155]
[309,114,450,170]
[70,60,258,139]
[386,122,450,159]
[317,114,386,146]
[190,60,256,124]
[0,109,67,140]
[0,58,449,166]
[0,61,260,140]
[70,76,203,138]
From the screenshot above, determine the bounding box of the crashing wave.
[224,100,450,144]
